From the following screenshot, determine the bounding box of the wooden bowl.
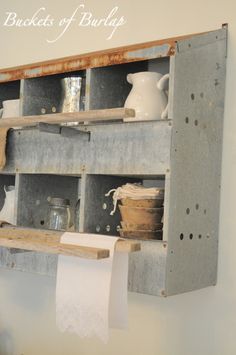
[119,205,163,224]
[121,198,164,208]
[121,221,163,231]
[119,229,163,240]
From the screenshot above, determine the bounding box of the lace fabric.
[56,233,128,343]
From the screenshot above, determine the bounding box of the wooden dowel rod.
[0,108,135,128]
[0,226,141,259]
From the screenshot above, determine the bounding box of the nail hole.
[200,92,204,98]
[116,225,120,232]
[188,43,191,48]
[96,225,101,232]
[186,208,190,215]
[191,93,195,100]
[189,233,193,240]
[40,220,44,226]
[195,204,199,210]
[18,131,21,135]
[198,234,202,239]
[206,234,210,239]
[185,117,189,124]
[51,107,56,113]
[41,108,46,114]
[204,209,207,214]
[194,120,198,126]
[170,250,174,254]
[180,233,184,240]
[106,225,111,232]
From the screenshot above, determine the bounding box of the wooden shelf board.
[0,226,141,260]
[0,108,135,128]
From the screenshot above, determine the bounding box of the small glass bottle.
[47,197,70,231]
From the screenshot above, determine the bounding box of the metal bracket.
[38,123,91,140]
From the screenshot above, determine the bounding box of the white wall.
[0,0,236,354]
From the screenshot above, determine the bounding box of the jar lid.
[48,197,70,206]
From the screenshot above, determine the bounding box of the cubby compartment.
[0,80,20,111]
[81,174,166,241]
[88,57,170,110]
[21,70,86,116]
[16,174,80,230]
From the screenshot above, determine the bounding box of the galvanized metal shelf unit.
[0,26,227,296]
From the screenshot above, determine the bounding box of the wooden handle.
[0,225,141,259]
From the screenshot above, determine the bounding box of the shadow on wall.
[0,330,14,355]
[1,269,56,313]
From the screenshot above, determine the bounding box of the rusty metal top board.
[0,29,215,83]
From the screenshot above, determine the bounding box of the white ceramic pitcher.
[124,72,169,121]
[1,99,20,118]
[0,185,15,224]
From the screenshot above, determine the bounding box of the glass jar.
[61,77,82,126]
[47,197,70,231]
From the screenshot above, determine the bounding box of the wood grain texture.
[0,108,135,128]
[0,226,141,259]
[0,128,9,169]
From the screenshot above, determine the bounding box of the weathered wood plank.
[0,108,135,128]
[0,226,141,259]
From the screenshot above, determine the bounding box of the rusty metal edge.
[0,29,214,83]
